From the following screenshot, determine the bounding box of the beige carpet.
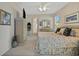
[3,35,38,56]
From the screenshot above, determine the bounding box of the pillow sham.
[59,28,65,35]
[63,27,72,36]
[55,28,61,33]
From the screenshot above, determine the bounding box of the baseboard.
[0,47,10,56]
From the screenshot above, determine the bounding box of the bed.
[37,32,79,56]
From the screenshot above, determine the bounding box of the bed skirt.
[39,47,79,56]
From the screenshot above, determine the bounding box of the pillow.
[55,28,61,33]
[63,27,72,36]
[59,28,65,35]
[70,29,76,36]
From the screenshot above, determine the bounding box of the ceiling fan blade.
[23,8,26,19]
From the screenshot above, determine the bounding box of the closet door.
[15,19,23,43]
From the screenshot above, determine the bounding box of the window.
[55,16,61,29]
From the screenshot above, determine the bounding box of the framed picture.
[0,9,11,25]
[65,11,79,23]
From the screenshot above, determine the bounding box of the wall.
[0,3,21,55]
[33,17,38,34]
[54,2,79,36]
[23,15,33,40]
[54,2,79,27]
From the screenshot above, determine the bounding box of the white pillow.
[70,29,76,36]
[59,28,65,35]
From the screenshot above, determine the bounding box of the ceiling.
[15,2,69,15]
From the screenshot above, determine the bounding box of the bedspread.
[37,32,79,56]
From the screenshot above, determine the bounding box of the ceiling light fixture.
[38,3,48,12]
[39,6,47,12]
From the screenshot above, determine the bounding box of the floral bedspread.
[37,32,79,56]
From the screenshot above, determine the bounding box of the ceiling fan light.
[43,7,47,11]
[39,7,43,12]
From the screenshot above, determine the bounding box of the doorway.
[27,22,32,36]
[27,22,31,31]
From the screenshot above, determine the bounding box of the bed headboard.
[60,24,79,37]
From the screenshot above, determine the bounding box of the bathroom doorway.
[27,22,31,31]
[27,22,32,36]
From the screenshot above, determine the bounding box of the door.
[15,18,23,43]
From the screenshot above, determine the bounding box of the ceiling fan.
[38,3,49,12]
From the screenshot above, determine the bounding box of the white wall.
[33,17,38,34]
[0,3,21,55]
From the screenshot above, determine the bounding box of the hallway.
[3,35,38,56]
